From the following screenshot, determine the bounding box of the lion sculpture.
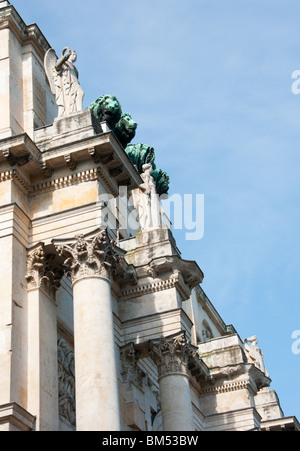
[89,94,122,129]
[152,168,170,196]
[125,143,169,195]
[114,113,137,148]
[89,95,137,147]
[89,96,169,194]
[125,143,155,174]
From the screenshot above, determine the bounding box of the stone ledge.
[261,416,300,431]
[0,402,36,431]
[205,406,262,431]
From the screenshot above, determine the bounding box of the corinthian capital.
[53,228,123,284]
[120,343,145,388]
[149,332,195,379]
[26,244,64,297]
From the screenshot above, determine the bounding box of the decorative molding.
[200,362,271,395]
[2,149,32,167]
[120,254,203,301]
[121,277,178,298]
[113,256,137,287]
[0,166,119,198]
[201,380,250,396]
[29,167,100,194]
[0,3,51,58]
[0,402,36,431]
[64,154,77,171]
[0,168,31,192]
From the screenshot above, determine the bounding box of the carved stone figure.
[44,47,84,117]
[134,163,162,230]
[243,335,269,376]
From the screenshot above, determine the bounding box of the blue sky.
[11,0,300,421]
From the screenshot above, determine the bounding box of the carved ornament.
[57,338,76,427]
[149,331,196,380]
[120,343,145,388]
[53,228,126,284]
[26,243,64,297]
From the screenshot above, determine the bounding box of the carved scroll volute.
[149,332,195,379]
[53,228,124,285]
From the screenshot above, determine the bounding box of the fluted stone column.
[150,332,195,431]
[54,229,122,431]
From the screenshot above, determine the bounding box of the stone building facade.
[0,1,299,431]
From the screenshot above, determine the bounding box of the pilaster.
[120,343,146,431]
[0,203,30,410]
[25,242,63,431]
[0,2,54,139]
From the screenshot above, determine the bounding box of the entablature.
[0,122,142,198]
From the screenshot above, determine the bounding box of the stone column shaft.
[54,229,122,431]
[73,276,120,430]
[150,332,195,431]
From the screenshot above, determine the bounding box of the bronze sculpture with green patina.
[124,143,155,174]
[89,95,169,195]
[124,143,169,195]
[89,94,122,129]
[88,95,137,147]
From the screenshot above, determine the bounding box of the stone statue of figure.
[243,335,269,376]
[134,163,162,230]
[44,47,84,118]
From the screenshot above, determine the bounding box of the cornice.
[195,286,236,337]
[200,363,271,396]
[0,3,51,58]
[119,254,203,301]
[0,130,142,197]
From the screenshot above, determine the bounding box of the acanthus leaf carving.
[149,331,195,379]
[25,244,46,289]
[57,338,76,427]
[54,228,125,284]
[26,244,64,297]
[120,343,145,388]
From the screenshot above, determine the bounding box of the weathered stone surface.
[0,1,297,432]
